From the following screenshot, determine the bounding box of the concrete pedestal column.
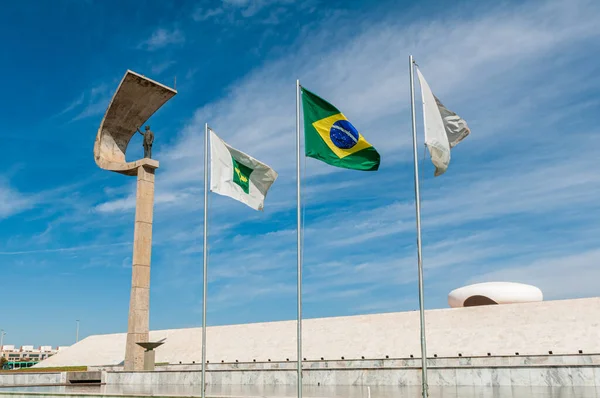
[143,350,156,371]
[124,164,156,371]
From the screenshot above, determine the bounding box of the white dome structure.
[448,282,543,308]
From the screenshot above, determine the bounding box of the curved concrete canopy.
[35,297,599,367]
[93,70,177,176]
[448,282,543,308]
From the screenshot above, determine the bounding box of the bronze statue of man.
[137,125,154,159]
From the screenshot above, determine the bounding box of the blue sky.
[1,0,600,347]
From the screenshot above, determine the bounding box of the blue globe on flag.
[330,120,359,149]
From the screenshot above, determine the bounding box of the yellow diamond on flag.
[312,113,374,159]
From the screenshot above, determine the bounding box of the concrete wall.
[0,371,100,387]
[91,354,600,372]
[37,298,600,368]
[103,355,600,387]
[0,372,65,386]
[2,357,599,388]
[105,365,600,387]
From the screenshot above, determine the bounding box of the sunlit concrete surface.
[93,70,176,176]
[37,297,600,368]
[1,384,599,398]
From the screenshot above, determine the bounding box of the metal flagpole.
[409,55,429,398]
[295,79,303,398]
[201,123,209,398]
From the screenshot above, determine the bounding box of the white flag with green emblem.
[209,130,278,211]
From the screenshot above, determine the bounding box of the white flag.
[209,130,278,211]
[416,67,470,177]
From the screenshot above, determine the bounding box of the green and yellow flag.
[301,87,380,171]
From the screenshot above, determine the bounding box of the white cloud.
[94,196,135,213]
[54,93,84,117]
[222,0,249,5]
[27,0,600,322]
[137,0,600,263]
[216,0,299,18]
[71,99,110,121]
[163,0,600,187]
[418,149,600,230]
[151,60,176,75]
[192,7,224,21]
[222,0,264,17]
[0,180,34,219]
[469,249,600,300]
[154,0,600,315]
[94,190,194,214]
[138,28,185,51]
[0,242,130,256]
[57,82,113,122]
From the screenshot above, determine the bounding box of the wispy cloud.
[94,190,195,214]
[56,82,113,122]
[94,196,134,213]
[192,7,224,21]
[145,0,600,318]
[145,0,600,223]
[10,0,600,333]
[192,0,305,23]
[222,0,296,17]
[0,242,130,256]
[470,249,600,300]
[71,99,110,121]
[54,93,84,117]
[0,179,35,219]
[151,60,176,75]
[138,28,185,51]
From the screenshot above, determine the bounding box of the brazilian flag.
[301,87,380,171]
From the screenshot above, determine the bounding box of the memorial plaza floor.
[1,384,599,398]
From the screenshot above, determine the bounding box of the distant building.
[1,345,66,362]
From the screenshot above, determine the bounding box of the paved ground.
[1,385,599,398]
